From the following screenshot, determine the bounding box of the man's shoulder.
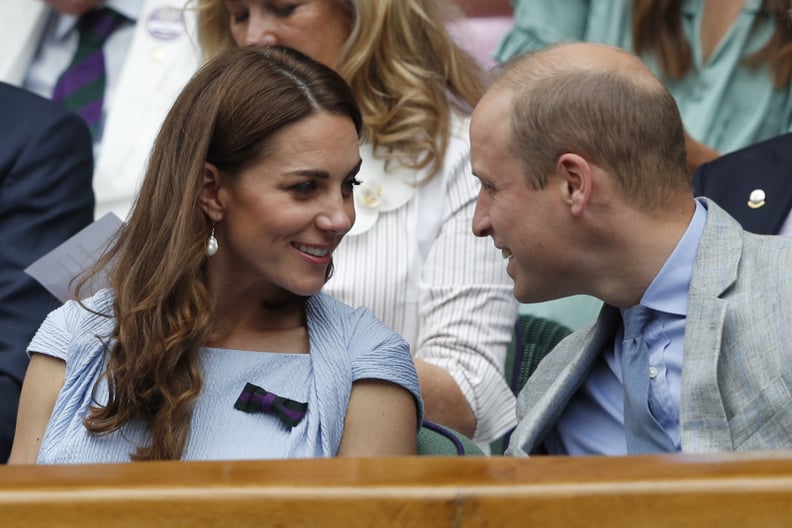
[704,199,792,250]
[702,133,792,173]
[696,201,792,299]
[696,200,792,264]
[693,134,792,198]
[0,82,89,147]
[0,82,70,120]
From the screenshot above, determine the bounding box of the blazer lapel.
[681,200,742,451]
[508,306,620,455]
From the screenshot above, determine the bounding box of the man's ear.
[556,153,592,217]
[199,162,224,222]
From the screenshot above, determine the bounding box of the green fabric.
[490,314,573,455]
[510,315,573,394]
[496,0,792,156]
[417,422,484,456]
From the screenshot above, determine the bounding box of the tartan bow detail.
[233,382,308,428]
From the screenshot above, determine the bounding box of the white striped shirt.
[324,110,518,443]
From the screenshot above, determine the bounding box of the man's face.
[470,88,571,303]
[46,0,102,15]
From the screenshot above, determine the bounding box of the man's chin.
[514,283,563,304]
[513,284,534,304]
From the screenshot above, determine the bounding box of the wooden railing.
[2,451,792,527]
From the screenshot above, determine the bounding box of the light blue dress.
[30,289,422,463]
[496,0,792,155]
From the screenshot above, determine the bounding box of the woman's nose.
[317,201,355,235]
[245,16,278,47]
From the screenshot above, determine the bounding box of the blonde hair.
[195,0,484,179]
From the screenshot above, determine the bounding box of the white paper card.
[24,213,123,303]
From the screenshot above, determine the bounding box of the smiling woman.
[195,0,519,447]
[202,111,362,301]
[8,46,422,465]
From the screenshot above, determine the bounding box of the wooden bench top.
[2,451,792,526]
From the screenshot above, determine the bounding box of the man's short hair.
[496,49,690,210]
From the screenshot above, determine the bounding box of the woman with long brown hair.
[195,0,519,447]
[8,45,421,464]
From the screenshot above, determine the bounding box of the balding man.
[471,42,792,456]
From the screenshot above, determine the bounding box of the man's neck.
[589,197,697,308]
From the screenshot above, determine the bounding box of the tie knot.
[77,7,127,41]
[623,304,652,340]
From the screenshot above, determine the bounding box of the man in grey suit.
[470,42,792,456]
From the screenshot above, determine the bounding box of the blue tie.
[621,305,675,454]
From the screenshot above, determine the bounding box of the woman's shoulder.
[309,291,354,317]
[27,288,116,361]
[309,292,381,327]
[63,288,116,330]
[309,293,405,345]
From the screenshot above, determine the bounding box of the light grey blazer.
[508,198,792,455]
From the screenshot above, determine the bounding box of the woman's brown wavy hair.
[76,45,362,461]
[632,0,792,87]
[195,0,484,180]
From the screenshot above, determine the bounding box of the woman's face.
[208,111,361,299]
[222,0,351,70]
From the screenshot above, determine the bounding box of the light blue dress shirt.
[545,200,707,455]
[496,0,792,156]
[22,0,143,150]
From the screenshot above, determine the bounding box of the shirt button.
[648,366,659,379]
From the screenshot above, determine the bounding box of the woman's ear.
[557,153,592,217]
[199,162,224,221]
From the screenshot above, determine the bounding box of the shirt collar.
[639,198,707,316]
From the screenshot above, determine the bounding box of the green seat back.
[417,420,484,456]
[490,314,573,455]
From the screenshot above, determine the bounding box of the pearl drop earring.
[207,223,218,256]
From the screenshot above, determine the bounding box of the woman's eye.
[268,3,298,17]
[342,177,362,194]
[227,10,248,24]
[292,180,317,194]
